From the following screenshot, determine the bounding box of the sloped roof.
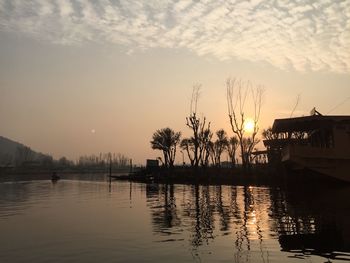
[272,115,350,133]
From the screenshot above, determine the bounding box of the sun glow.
[243,118,255,133]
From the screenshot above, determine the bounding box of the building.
[264,113,350,182]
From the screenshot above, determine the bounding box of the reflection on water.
[0,179,349,262]
[145,183,350,262]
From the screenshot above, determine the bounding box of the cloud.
[0,0,349,73]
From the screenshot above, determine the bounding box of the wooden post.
[109,154,112,185]
[109,155,112,176]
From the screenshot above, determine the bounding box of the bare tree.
[245,86,264,164]
[77,153,129,169]
[186,84,211,167]
[227,78,264,168]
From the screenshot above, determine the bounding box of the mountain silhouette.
[0,136,51,166]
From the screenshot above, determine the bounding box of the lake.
[0,177,349,262]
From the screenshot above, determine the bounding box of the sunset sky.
[0,0,349,164]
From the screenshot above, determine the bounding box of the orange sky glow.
[0,0,349,164]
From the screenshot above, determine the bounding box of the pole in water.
[109,154,112,185]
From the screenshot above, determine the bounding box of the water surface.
[0,178,349,262]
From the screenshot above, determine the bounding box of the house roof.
[272,115,350,133]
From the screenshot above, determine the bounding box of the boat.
[264,111,350,182]
[51,172,60,181]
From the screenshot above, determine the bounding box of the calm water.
[0,178,349,262]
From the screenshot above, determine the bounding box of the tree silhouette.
[212,129,229,167]
[180,138,195,166]
[227,136,239,167]
[199,125,213,167]
[150,128,181,168]
[227,78,264,168]
[186,84,212,167]
[15,146,34,166]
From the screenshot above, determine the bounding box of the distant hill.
[0,136,52,166]
[0,136,26,157]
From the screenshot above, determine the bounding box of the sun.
[243,118,255,133]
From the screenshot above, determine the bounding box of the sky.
[0,0,349,164]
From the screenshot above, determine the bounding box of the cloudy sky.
[0,0,349,163]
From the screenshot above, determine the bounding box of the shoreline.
[113,166,346,188]
[0,165,346,188]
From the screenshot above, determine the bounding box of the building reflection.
[270,185,350,259]
[145,182,350,260]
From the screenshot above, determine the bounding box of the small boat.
[51,172,60,181]
[110,174,130,180]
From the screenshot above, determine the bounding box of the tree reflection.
[191,185,215,247]
[146,183,271,254]
[215,185,230,232]
[146,184,181,234]
[145,183,350,260]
